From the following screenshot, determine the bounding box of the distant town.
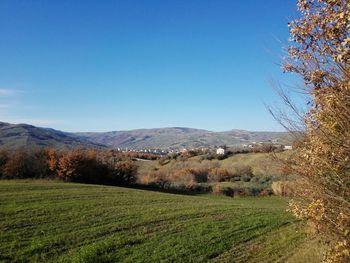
[114,140,293,155]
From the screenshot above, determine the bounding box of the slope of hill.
[0,122,289,150]
[0,122,104,149]
[78,127,288,149]
[0,180,318,263]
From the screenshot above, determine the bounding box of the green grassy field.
[0,180,317,262]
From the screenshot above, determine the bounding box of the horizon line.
[0,120,287,134]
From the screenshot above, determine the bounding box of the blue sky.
[0,0,299,132]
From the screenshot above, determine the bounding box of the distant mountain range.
[0,122,289,150]
[0,122,105,150]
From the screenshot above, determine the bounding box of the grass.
[0,180,318,262]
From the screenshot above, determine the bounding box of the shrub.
[57,149,137,185]
[275,0,350,260]
[0,150,9,178]
[208,168,231,182]
[200,154,215,161]
[146,170,169,188]
[241,174,252,182]
[3,150,31,179]
[260,189,273,196]
[221,186,235,197]
[47,149,60,176]
[188,168,209,183]
[212,184,222,195]
[211,184,235,197]
[232,164,253,177]
[57,149,108,183]
[2,149,51,179]
[171,168,209,185]
[271,181,296,197]
[0,148,138,186]
[110,161,137,185]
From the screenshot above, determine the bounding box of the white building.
[284,145,293,150]
[216,147,225,155]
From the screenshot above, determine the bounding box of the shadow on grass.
[1,178,211,196]
[126,183,212,196]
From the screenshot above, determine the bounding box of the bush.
[271,181,296,197]
[0,150,9,178]
[58,149,109,183]
[208,168,231,182]
[260,189,273,196]
[110,161,137,185]
[0,148,138,186]
[241,174,252,182]
[188,168,209,183]
[200,154,215,161]
[57,150,138,185]
[232,164,253,177]
[2,149,51,179]
[211,184,237,197]
[3,151,32,179]
[145,170,169,188]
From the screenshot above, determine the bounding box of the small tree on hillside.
[278,0,350,261]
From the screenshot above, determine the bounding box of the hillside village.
[115,140,293,156]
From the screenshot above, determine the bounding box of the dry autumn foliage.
[0,148,138,186]
[278,0,350,261]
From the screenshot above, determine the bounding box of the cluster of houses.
[115,141,293,156]
[116,148,169,155]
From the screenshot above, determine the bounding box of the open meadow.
[0,180,323,263]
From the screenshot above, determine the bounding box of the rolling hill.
[78,127,288,149]
[0,181,318,263]
[0,122,289,150]
[0,122,105,149]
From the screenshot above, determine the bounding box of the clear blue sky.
[0,0,298,132]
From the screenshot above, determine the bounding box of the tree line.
[0,148,138,186]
